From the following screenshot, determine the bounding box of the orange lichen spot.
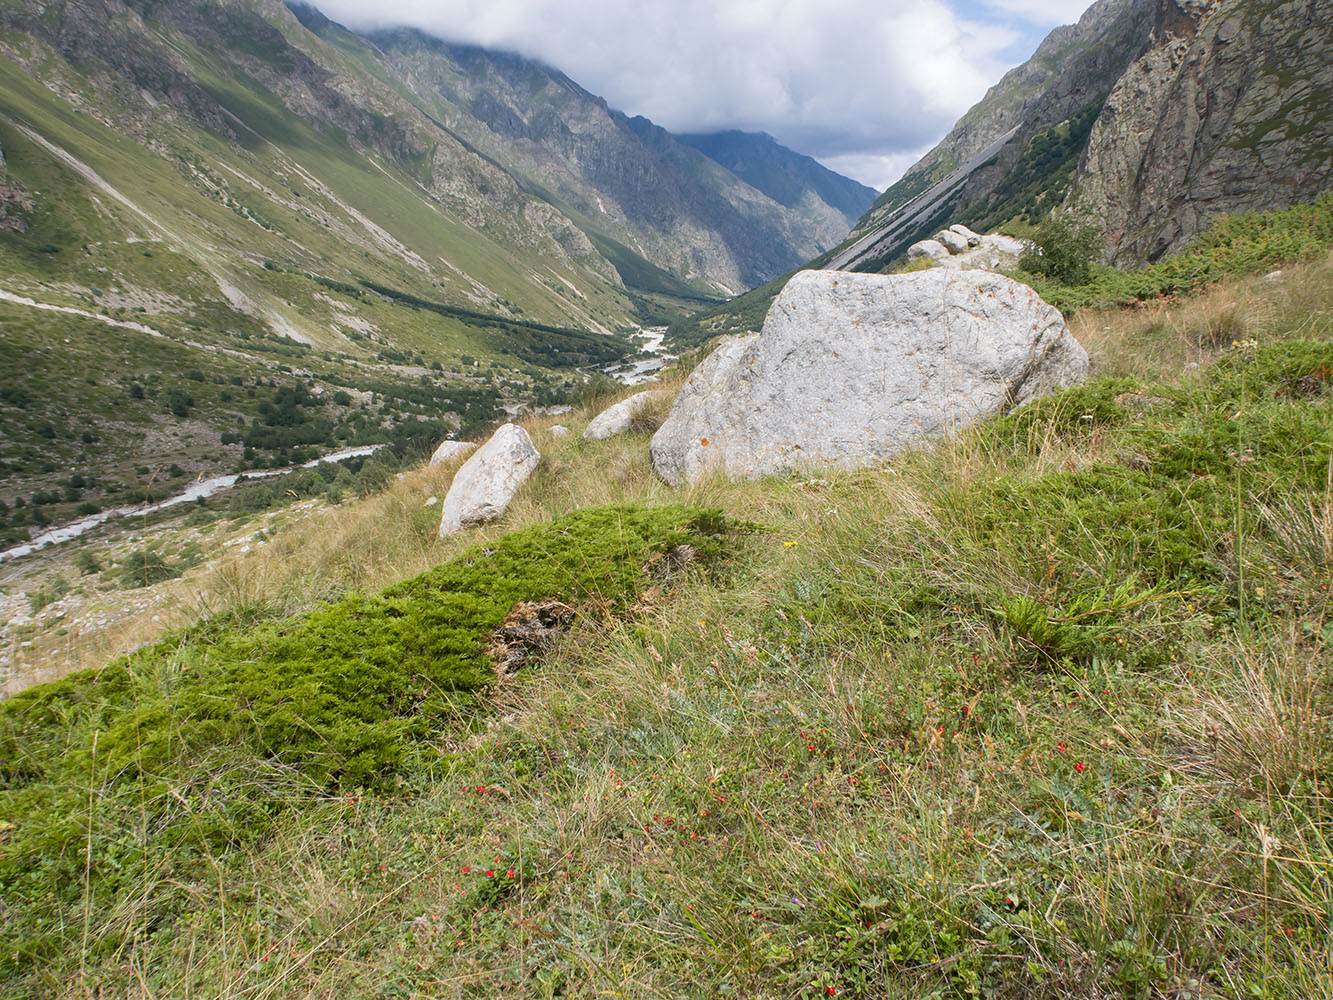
[700,437,710,446]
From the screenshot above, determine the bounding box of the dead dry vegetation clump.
[0,251,1332,999]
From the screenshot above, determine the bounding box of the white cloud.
[818,147,936,191]
[310,0,1090,188]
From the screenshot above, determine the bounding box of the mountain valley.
[2,1,1333,996]
[0,0,876,548]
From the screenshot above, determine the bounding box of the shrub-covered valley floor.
[2,245,1333,997]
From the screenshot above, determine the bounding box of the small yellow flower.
[784,540,799,548]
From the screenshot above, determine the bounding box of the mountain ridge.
[676,129,877,223]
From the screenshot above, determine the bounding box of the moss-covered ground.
[0,503,732,985]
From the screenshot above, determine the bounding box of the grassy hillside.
[2,218,1331,995]
[0,50,640,531]
[2,200,1333,997]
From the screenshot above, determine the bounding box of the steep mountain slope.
[0,0,637,528]
[0,0,873,340]
[350,25,862,297]
[832,0,1332,273]
[0,0,634,340]
[1074,0,1333,264]
[676,130,877,225]
[0,0,873,536]
[835,0,1152,270]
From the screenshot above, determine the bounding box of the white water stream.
[605,326,674,385]
[4,320,671,566]
[0,445,383,564]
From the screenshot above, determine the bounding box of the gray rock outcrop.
[583,389,671,440]
[932,233,1026,272]
[650,269,1087,485]
[907,239,949,261]
[439,424,540,537]
[949,224,982,247]
[429,439,477,466]
[1072,0,1333,265]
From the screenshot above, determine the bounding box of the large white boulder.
[650,269,1087,485]
[429,439,477,466]
[949,224,983,247]
[907,239,949,261]
[439,424,540,537]
[934,229,971,254]
[583,389,671,440]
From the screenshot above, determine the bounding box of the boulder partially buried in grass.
[650,268,1088,485]
[429,439,477,466]
[439,423,540,537]
[583,389,672,440]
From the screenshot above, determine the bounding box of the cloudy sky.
[313,0,1097,190]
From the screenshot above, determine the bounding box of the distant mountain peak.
[677,130,877,224]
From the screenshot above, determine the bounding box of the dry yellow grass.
[1071,249,1333,380]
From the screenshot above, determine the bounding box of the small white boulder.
[439,424,540,537]
[549,425,571,438]
[583,389,671,440]
[429,439,477,467]
[907,239,949,261]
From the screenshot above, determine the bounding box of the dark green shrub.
[165,388,193,418]
[73,550,101,576]
[117,549,179,589]
[1019,209,1103,286]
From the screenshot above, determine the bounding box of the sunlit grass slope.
[1,247,1332,997]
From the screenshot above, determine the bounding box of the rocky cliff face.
[1073,0,1333,264]
[835,0,1329,273]
[675,130,877,225]
[838,0,1154,271]
[861,0,1150,226]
